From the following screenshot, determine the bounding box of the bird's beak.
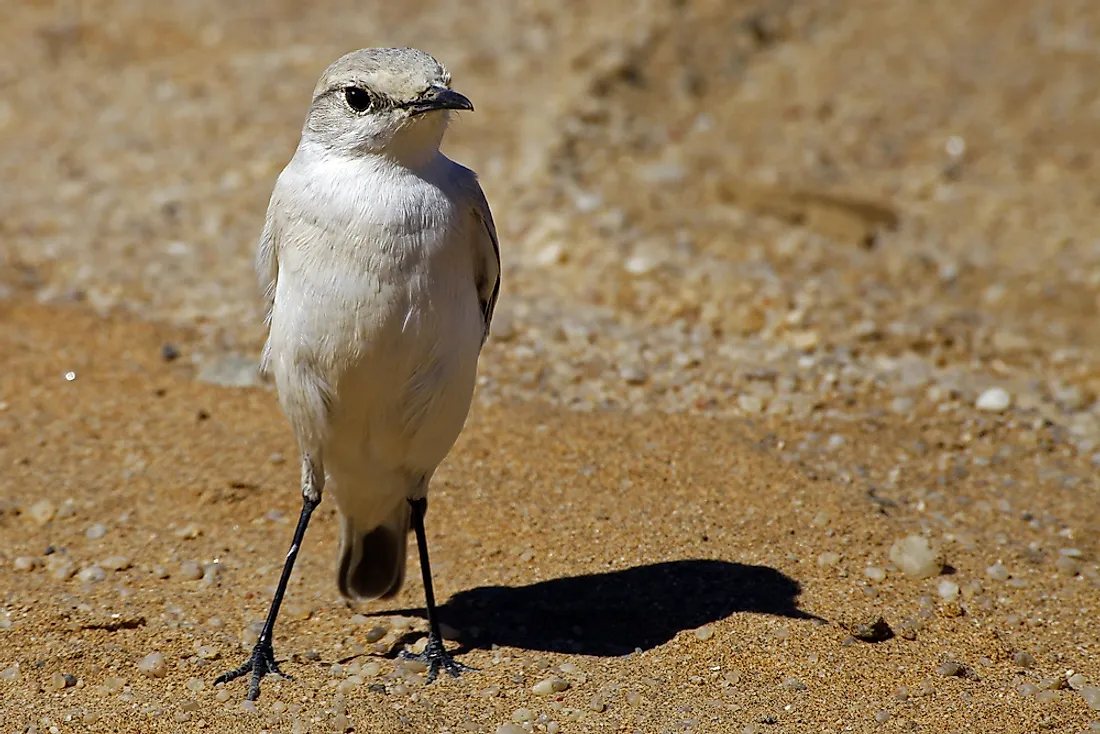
[408,87,474,115]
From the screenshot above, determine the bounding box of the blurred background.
[2,0,1100,422]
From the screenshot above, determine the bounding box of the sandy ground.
[2,0,1100,732]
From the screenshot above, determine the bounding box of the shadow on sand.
[371,559,821,657]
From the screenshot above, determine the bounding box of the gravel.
[986,563,1011,582]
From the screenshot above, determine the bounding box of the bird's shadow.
[369,559,822,657]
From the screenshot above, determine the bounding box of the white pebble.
[976,387,1012,412]
[496,725,526,734]
[817,552,841,567]
[986,563,1010,582]
[138,652,168,678]
[85,523,107,539]
[101,555,131,571]
[13,556,38,572]
[694,625,715,640]
[937,580,960,601]
[26,500,57,526]
[532,677,570,695]
[888,536,943,578]
[178,560,203,581]
[78,566,106,584]
[1080,685,1100,710]
[864,566,886,582]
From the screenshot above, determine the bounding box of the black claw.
[214,641,292,700]
[401,636,476,684]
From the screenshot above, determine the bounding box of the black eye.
[344,87,372,112]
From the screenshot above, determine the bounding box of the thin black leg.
[401,497,474,682]
[214,494,320,700]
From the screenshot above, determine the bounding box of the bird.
[214,47,500,701]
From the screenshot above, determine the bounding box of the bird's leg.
[215,457,323,700]
[401,496,474,682]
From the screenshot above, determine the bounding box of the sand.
[1,0,1099,732]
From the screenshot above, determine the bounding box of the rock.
[847,615,893,642]
[138,652,168,678]
[25,499,56,526]
[77,566,106,583]
[976,387,1012,412]
[888,536,943,578]
[532,677,570,695]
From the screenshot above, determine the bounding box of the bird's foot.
[401,634,475,683]
[214,639,293,700]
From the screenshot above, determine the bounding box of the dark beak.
[407,87,474,115]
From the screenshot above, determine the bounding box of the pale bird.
[215,47,500,700]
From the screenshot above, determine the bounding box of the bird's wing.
[255,193,281,373]
[464,174,501,344]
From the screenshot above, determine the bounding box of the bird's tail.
[336,501,410,601]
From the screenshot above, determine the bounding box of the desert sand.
[1,1,1099,732]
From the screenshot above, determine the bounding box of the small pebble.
[512,708,533,722]
[986,563,1010,582]
[85,523,107,539]
[138,652,168,678]
[874,711,891,723]
[976,387,1012,412]
[888,536,943,578]
[1013,651,1035,668]
[364,625,387,643]
[781,677,807,690]
[178,560,203,581]
[849,616,893,642]
[694,625,715,641]
[101,555,131,571]
[333,713,351,731]
[77,566,106,584]
[1081,685,1100,710]
[588,695,606,712]
[47,672,77,691]
[864,566,886,582]
[496,725,526,734]
[1,664,20,681]
[26,499,57,526]
[1017,683,1039,697]
[817,551,841,567]
[937,580,960,601]
[13,556,37,572]
[533,677,570,695]
[1055,556,1080,576]
[936,661,961,677]
[1069,674,1088,691]
[185,677,205,692]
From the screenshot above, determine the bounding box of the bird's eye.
[344,87,372,112]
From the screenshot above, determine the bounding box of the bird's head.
[302,47,473,165]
